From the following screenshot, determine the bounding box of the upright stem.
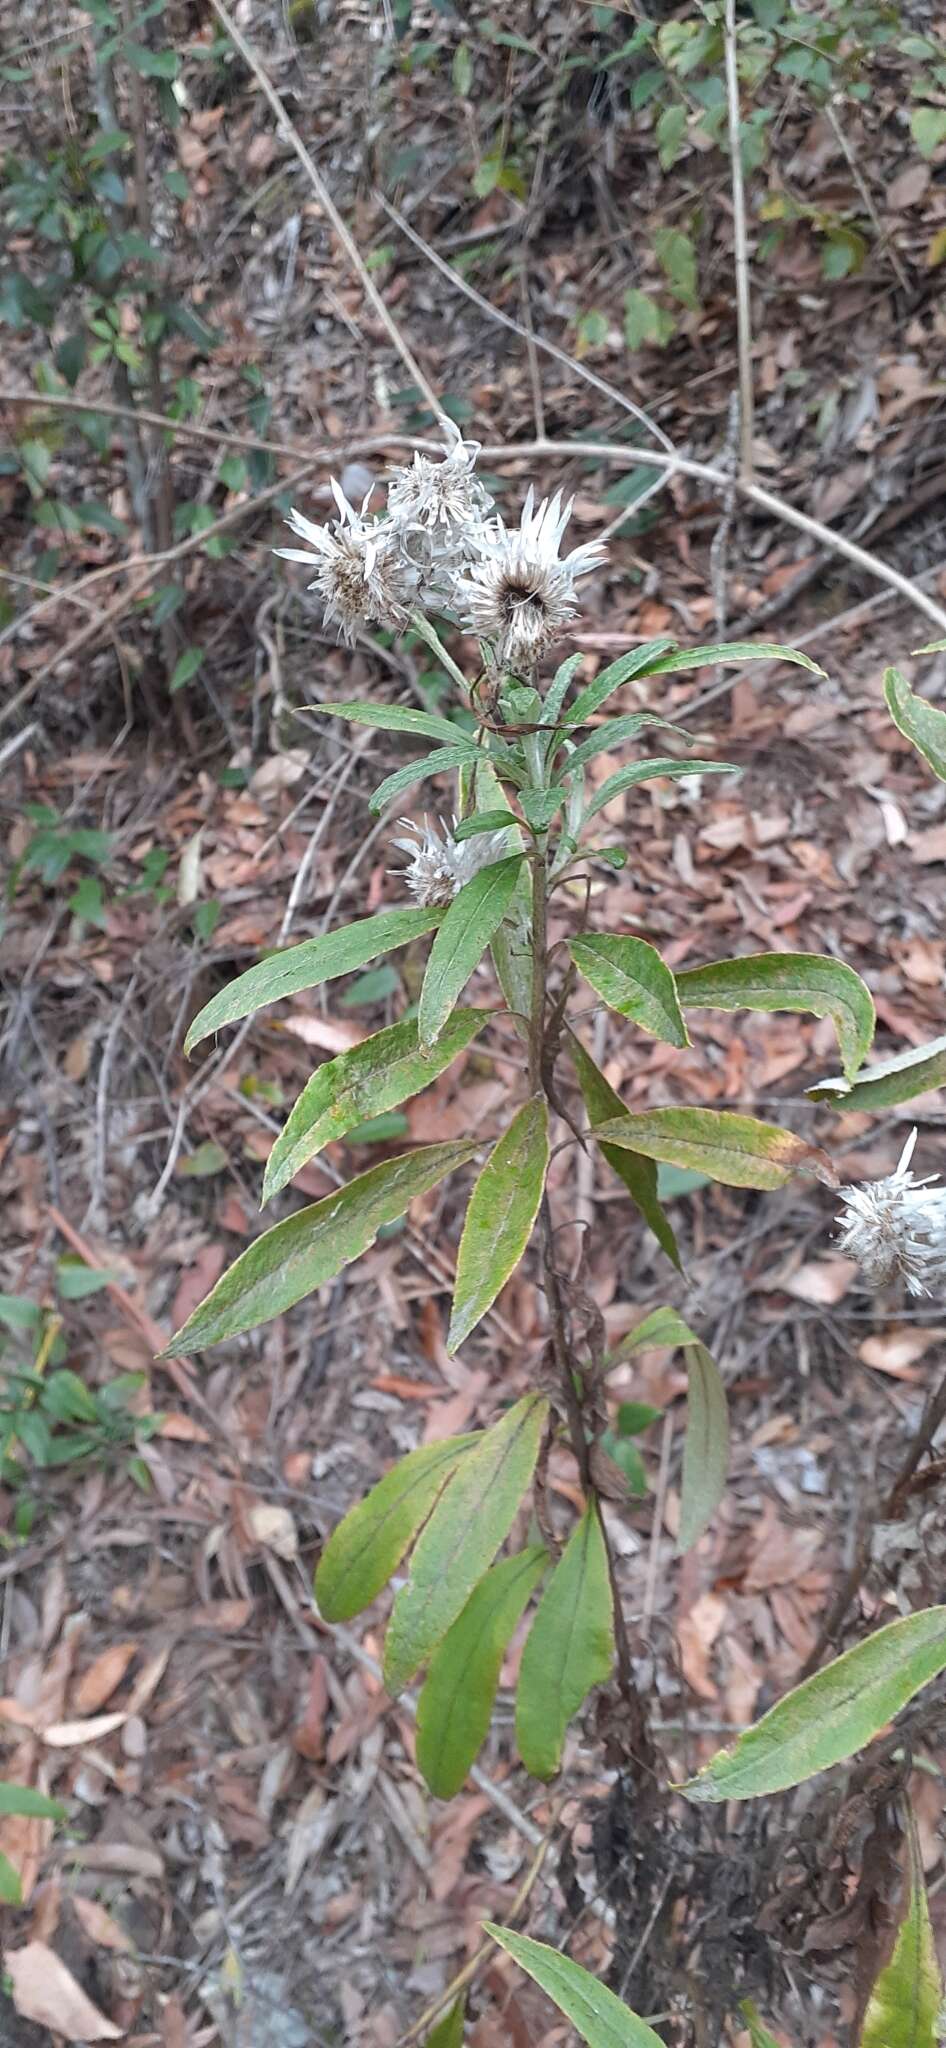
[723,0,755,483]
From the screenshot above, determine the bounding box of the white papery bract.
[387,423,494,540]
[391,816,513,908]
[274,482,418,643]
[835,1128,946,1297]
[453,487,608,674]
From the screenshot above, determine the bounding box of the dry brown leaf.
[43,1710,127,1747]
[72,1895,135,1953]
[7,1941,122,2039]
[246,1502,298,1561]
[858,1326,944,1377]
[782,1258,855,1306]
[73,1643,138,1716]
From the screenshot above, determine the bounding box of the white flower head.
[391,814,513,908]
[274,481,417,644]
[453,487,608,675]
[835,1129,946,1297]
[387,420,494,539]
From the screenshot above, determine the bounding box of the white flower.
[835,1129,946,1297]
[274,482,417,644]
[453,487,608,674]
[386,422,494,540]
[390,815,513,908]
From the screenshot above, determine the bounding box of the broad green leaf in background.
[0,1853,21,1905]
[566,640,678,725]
[642,640,825,678]
[681,1606,946,1802]
[807,1033,946,1109]
[370,743,484,814]
[883,667,946,784]
[315,1434,478,1623]
[583,757,737,824]
[262,1009,487,1202]
[309,699,469,745]
[516,1504,614,1779]
[426,1997,466,2048]
[676,952,875,1083]
[184,906,445,1051]
[419,855,523,1048]
[383,1394,548,1692]
[567,1031,681,1270]
[605,1307,727,1549]
[570,934,689,1048]
[448,1097,549,1351]
[591,1107,834,1191]
[861,1812,943,2048]
[416,1546,548,1797]
[164,1140,477,1354]
[484,1927,665,2048]
[0,1782,66,1820]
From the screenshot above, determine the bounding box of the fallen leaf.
[73,1643,138,1716]
[246,1503,298,1561]
[7,1941,122,2039]
[782,1258,856,1305]
[858,1327,944,1377]
[42,1710,127,1747]
[72,1895,134,1953]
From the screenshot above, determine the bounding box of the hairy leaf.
[681,1607,946,1801]
[570,934,689,1048]
[370,743,483,814]
[676,952,874,1083]
[564,711,693,773]
[884,667,946,784]
[591,1108,835,1191]
[184,906,443,1052]
[643,640,825,678]
[484,1927,664,2048]
[416,1546,547,1797]
[807,1033,946,1110]
[567,640,678,725]
[419,855,523,1048]
[584,757,737,824]
[448,1097,549,1351]
[861,1815,942,2048]
[544,650,585,728]
[516,1505,614,1779]
[567,1031,680,1269]
[315,1434,478,1623]
[309,699,469,745]
[263,1009,487,1202]
[164,1141,477,1353]
[383,1394,548,1692]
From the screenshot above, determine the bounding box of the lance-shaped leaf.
[0,1783,66,1820]
[861,1812,943,2048]
[309,699,471,745]
[425,1999,466,2048]
[184,905,443,1053]
[543,650,585,728]
[263,1009,487,1202]
[370,743,484,814]
[564,711,694,774]
[570,934,689,1048]
[566,639,678,725]
[884,666,946,784]
[164,1140,477,1354]
[383,1394,548,1693]
[740,2003,786,2048]
[419,855,524,1049]
[590,1107,835,1191]
[448,1097,549,1352]
[643,640,825,678]
[0,1854,21,1906]
[808,1033,946,1110]
[676,952,874,1083]
[567,1031,680,1270]
[583,757,737,824]
[484,1927,665,2048]
[516,1504,614,1779]
[680,1606,946,1802]
[416,1546,548,1797]
[605,1308,726,1549]
[315,1434,478,1623]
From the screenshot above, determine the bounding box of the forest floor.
[3,4,946,2044]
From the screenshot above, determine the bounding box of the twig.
[278,727,374,943]
[46,1203,212,1418]
[709,392,740,641]
[723,0,755,480]
[206,0,446,426]
[85,971,139,1233]
[824,96,911,296]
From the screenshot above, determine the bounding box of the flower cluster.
[390,815,514,908]
[275,424,607,674]
[835,1129,946,1297]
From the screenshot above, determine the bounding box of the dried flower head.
[835,1129,946,1297]
[391,815,513,908]
[453,487,608,674]
[387,422,494,539]
[274,482,417,644]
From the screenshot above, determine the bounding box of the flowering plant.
[165,428,946,2041]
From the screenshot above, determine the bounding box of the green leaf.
[0,1781,66,1820]
[623,288,674,349]
[564,712,692,775]
[520,787,565,832]
[583,758,737,824]
[912,104,946,158]
[416,1546,548,1797]
[370,744,483,814]
[184,906,444,1051]
[567,1031,680,1270]
[55,1256,117,1299]
[590,1108,834,1191]
[739,2003,785,2048]
[606,1308,726,1548]
[862,1814,943,2048]
[607,1304,704,1363]
[452,40,473,94]
[426,1998,466,2048]
[484,1927,663,2048]
[0,1852,21,1905]
[418,856,523,1048]
[68,875,107,929]
[570,935,689,1048]
[263,1009,487,1202]
[164,1141,477,1354]
[680,1606,946,1802]
[516,1504,614,1779]
[311,699,468,746]
[567,641,678,725]
[452,809,519,842]
[884,666,946,783]
[170,645,203,692]
[315,1434,478,1622]
[179,1140,228,1177]
[653,225,699,309]
[656,102,688,170]
[643,640,825,678]
[600,1431,648,1495]
[807,1033,946,1109]
[383,1394,548,1692]
[616,1401,662,1435]
[675,952,875,1083]
[448,1097,549,1351]
[125,42,179,76]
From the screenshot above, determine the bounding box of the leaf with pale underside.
[184,905,444,1052]
[808,1033,946,1109]
[309,699,470,745]
[448,1097,549,1351]
[583,756,737,824]
[590,1107,835,1191]
[676,951,874,1083]
[884,666,946,783]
